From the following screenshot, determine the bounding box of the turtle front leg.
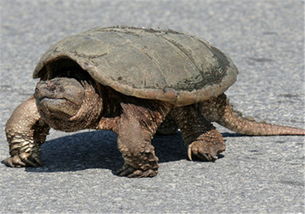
[115,101,171,178]
[3,96,50,167]
[171,104,225,161]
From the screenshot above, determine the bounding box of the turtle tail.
[201,93,305,136]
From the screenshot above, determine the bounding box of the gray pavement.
[0,0,304,213]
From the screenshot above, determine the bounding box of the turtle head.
[34,73,103,131]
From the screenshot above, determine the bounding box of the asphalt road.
[0,0,304,213]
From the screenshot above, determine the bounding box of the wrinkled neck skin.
[34,77,104,132]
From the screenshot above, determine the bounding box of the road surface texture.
[0,0,304,213]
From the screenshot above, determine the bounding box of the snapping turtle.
[3,26,305,177]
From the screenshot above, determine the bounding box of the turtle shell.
[33,26,238,106]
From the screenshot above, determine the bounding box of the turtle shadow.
[25,131,243,174]
[25,130,187,173]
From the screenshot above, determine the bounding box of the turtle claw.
[2,153,42,168]
[116,164,136,177]
[187,145,193,161]
[187,141,223,162]
[116,164,157,178]
[2,156,25,167]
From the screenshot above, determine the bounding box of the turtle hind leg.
[3,96,50,167]
[171,104,225,161]
[115,100,171,178]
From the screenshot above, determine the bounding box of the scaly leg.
[3,96,50,167]
[171,104,225,161]
[115,101,171,178]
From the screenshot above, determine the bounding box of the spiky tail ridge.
[201,94,305,136]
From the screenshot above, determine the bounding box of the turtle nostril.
[35,87,40,95]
